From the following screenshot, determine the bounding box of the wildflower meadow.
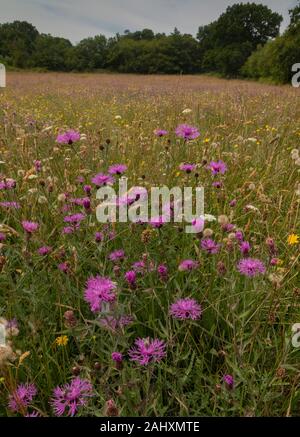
[0,72,299,417]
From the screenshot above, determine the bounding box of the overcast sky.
[0,0,297,43]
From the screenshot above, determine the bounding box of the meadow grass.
[0,72,299,417]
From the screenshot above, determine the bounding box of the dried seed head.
[218,215,229,225]
[203,228,213,238]
[276,367,285,379]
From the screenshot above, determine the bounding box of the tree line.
[0,2,299,83]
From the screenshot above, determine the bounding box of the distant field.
[4,70,295,94]
[0,72,299,417]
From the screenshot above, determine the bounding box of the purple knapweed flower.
[8,383,37,412]
[0,178,16,190]
[56,129,81,145]
[128,338,166,366]
[51,377,93,417]
[84,184,92,195]
[109,249,125,263]
[125,270,136,287]
[235,231,244,242]
[132,260,146,273]
[84,275,117,313]
[91,173,115,187]
[25,411,41,417]
[63,213,85,224]
[157,264,168,280]
[62,226,77,235]
[222,223,235,232]
[95,232,104,242]
[38,246,52,256]
[154,129,168,137]
[178,259,199,271]
[58,262,69,273]
[149,215,167,228]
[179,163,196,173]
[237,258,266,277]
[108,164,127,175]
[68,198,86,206]
[175,124,200,140]
[208,160,227,176]
[201,238,220,254]
[240,241,251,256]
[83,198,91,210]
[33,160,42,172]
[170,298,202,320]
[22,221,39,234]
[111,352,123,363]
[223,374,234,390]
[0,201,21,209]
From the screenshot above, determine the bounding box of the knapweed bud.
[104,399,119,417]
[113,265,121,277]
[217,261,227,276]
[64,310,77,328]
[157,264,168,280]
[235,230,244,242]
[84,185,92,196]
[266,237,277,255]
[223,374,234,390]
[124,270,136,288]
[72,366,81,376]
[83,198,91,210]
[94,361,101,371]
[0,256,6,272]
[95,232,104,243]
[240,241,251,255]
[112,352,123,363]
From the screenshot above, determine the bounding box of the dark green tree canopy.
[74,35,107,70]
[289,1,300,27]
[197,2,282,76]
[0,3,296,83]
[32,34,73,71]
[0,21,39,67]
[243,2,300,83]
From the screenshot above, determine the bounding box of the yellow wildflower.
[288,234,299,245]
[55,335,68,347]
